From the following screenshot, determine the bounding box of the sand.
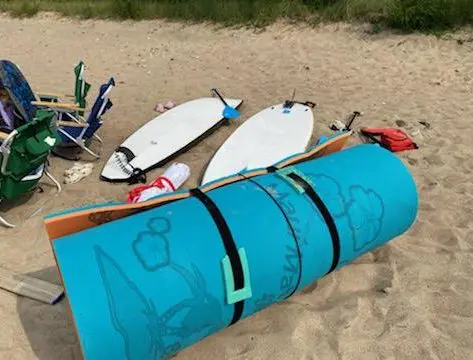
[0,13,473,360]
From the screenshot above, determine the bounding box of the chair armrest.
[57,121,88,128]
[32,101,85,112]
[37,92,73,99]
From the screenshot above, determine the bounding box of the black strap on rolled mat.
[266,166,341,275]
[240,174,303,299]
[189,188,244,326]
[285,173,341,275]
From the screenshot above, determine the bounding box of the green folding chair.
[73,60,91,116]
[34,60,91,118]
[0,109,61,228]
[0,59,91,128]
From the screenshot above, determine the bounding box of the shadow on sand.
[16,266,83,360]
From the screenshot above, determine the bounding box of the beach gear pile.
[46,139,419,360]
[0,59,114,227]
[0,59,420,360]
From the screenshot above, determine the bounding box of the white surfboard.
[201,102,315,185]
[100,97,243,182]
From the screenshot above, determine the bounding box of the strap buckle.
[222,248,252,304]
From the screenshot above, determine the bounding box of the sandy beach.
[1,13,473,359]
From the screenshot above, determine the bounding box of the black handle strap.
[285,173,340,275]
[190,188,244,326]
[302,101,316,108]
[269,166,342,275]
[239,174,303,299]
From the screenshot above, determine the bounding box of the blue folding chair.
[52,78,115,160]
[0,59,83,126]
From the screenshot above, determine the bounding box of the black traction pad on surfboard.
[282,100,316,109]
[100,101,245,185]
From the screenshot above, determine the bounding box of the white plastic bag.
[128,162,191,203]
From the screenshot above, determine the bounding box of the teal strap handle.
[222,248,252,304]
[275,167,314,194]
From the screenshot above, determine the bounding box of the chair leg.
[0,201,15,228]
[58,128,100,159]
[45,169,62,194]
[51,147,80,161]
[93,133,103,144]
[0,215,15,228]
[81,145,101,159]
[65,111,86,124]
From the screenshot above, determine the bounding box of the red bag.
[360,128,418,152]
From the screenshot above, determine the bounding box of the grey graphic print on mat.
[261,183,304,298]
[95,245,223,360]
[264,183,311,247]
[169,263,224,338]
[346,185,384,252]
[269,172,385,266]
[133,217,172,271]
[253,294,276,312]
[88,211,114,225]
[302,173,385,253]
[304,173,348,218]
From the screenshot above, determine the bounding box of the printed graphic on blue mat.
[88,211,115,226]
[346,186,384,252]
[304,173,348,218]
[133,217,172,271]
[95,245,223,360]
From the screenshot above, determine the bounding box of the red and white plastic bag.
[127,162,190,203]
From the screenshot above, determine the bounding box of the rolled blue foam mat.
[50,144,418,359]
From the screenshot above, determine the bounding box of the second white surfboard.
[201,101,315,185]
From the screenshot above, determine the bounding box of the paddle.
[329,111,361,132]
[345,111,361,131]
[211,88,240,119]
